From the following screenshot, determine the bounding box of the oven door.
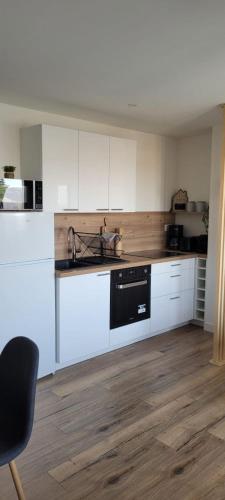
[0,179,34,210]
[110,278,150,329]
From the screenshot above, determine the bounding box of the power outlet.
[164,224,169,232]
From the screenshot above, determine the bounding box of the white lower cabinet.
[150,259,195,336]
[151,295,170,334]
[56,258,196,369]
[169,289,194,327]
[182,289,195,323]
[151,290,194,336]
[168,293,185,327]
[56,271,110,364]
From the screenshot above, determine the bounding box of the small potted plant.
[2,165,16,179]
[0,179,6,205]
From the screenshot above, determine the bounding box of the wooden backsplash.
[54,212,175,260]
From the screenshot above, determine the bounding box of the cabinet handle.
[97,272,110,276]
[63,208,78,211]
[170,274,181,278]
[170,263,181,267]
[170,296,180,300]
[116,280,147,290]
[96,209,108,211]
[110,208,124,211]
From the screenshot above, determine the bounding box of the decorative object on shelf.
[186,201,196,212]
[171,189,188,213]
[196,201,208,213]
[171,191,209,216]
[2,165,16,179]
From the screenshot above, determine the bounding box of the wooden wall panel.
[54,212,175,260]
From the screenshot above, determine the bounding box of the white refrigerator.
[0,212,55,378]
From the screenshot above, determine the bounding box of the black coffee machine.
[167,224,183,250]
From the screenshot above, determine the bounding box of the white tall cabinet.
[109,136,136,212]
[21,124,79,211]
[78,131,109,212]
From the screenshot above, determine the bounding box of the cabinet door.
[151,295,170,335]
[168,290,194,328]
[79,131,109,212]
[168,294,183,327]
[56,272,110,363]
[109,137,136,212]
[182,289,194,322]
[151,273,171,298]
[42,125,78,211]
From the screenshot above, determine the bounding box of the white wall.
[174,132,212,236]
[0,102,177,211]
[205,123,223,333]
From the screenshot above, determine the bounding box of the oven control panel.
[111,265,151,284]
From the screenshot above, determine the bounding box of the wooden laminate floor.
[2,325,225,499]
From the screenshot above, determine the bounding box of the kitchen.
[0,107,219,500]
[1,1,225,499]
[0,113,218,500]
[0,123,211,377]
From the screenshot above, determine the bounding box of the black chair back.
[0,336,39,451]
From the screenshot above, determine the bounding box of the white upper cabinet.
[109,137,136,212]
[21,124,78,212]
[78,131,109,212]
[42,125,78,212]
[21,125,137,213]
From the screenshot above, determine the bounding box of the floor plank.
[2,325,225,499]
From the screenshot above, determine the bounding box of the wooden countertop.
[55,252,206,278]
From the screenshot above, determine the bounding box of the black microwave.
[0,179,42,211]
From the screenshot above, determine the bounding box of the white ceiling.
[0,0,225,136]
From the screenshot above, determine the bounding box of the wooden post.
[211,105,225,365]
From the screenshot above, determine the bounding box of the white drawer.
[168,289,194,327]
[151,266,194,298]
[151,289,194,336]
[151,258,195,275]
[182,258,195,270]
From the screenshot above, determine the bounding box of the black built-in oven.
[110,265,151,329]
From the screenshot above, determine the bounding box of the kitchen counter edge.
[55,253,206,278]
